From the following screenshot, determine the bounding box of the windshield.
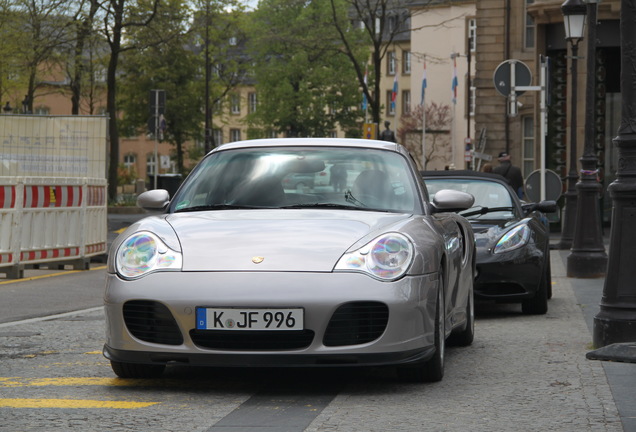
[425,178,516,220]
[171,146,419,213]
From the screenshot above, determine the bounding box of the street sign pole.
[496,58,549,201]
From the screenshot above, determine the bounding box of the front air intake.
[323,301,389,347]
[123,300,184,345]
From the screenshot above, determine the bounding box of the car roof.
[420,170,509,184]
[212,138,408,156]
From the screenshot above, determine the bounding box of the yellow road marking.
[0,398,158,409]
[0,377,145,387]
[114,227,127,234]
[0,266,106,285]
[0,376,215,389]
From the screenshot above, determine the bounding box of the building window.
[248,92,257,114]
[230,128,241,142]
[123,153,136,169]
[469,86,476,117]
[230,94,240,114]
[387,15,397,33]
[34,106,50,115]
[387,51,396,75]
[402,51,411,74]
[525,0,535,49]
[213,129,223,146]
[94,66,107,83]
[402,90,411,114]
[147,153,156,176]
[522,116,535,176]
[468,18,477,52]
[386,90,395,116]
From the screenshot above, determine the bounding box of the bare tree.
[397,102,451,170]
[328,0,431,125]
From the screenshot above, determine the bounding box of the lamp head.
[561,0,587,42]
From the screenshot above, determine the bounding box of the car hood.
[165,209,411,272]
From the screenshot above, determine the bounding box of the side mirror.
[137,189,170,211]
[431,189,475,213]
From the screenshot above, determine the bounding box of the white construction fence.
[0,115,108,278]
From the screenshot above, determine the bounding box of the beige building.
[409,0,477,170]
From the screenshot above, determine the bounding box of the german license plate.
[196,307,304,331]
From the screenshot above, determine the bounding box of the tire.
[110,360,165,379]
[397,271,445,383]
[521,260,549,315]
[448,287,474,347]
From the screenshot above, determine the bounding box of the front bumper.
[102,344,435,368]
[104,271,439,368]
[474,247,543,301]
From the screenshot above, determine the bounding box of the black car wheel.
[521,260,549,315]
[110,360,165,379]
[398,270,446,383]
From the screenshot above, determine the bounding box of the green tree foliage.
[247,0,367,137]
[1,0,74,112]
[192,0,250,151]
[117,0,199,175]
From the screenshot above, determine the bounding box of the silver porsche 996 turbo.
[103,138,476,383]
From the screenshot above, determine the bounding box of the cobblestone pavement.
[0,251,625,431]
[305,251,623,431]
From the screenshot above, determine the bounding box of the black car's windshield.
[171,146,418,213]
[425,178,516,220]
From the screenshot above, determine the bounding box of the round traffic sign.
[524,169,562,202]
[493,60,532,97]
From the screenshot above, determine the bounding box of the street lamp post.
[557,0,587,250]
[592,0,636,348]
[566,0,607,278]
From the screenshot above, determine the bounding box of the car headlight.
[493,224,530,254]
[115,231,183,279]
[335,233,414,281]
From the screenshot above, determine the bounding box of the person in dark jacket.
[493,152,524,199]
[379,121,397,143]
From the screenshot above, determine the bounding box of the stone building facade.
[474,0,620,224]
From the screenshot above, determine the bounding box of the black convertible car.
[421,170,556,315]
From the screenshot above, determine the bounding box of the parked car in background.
[421,170,556,315]
[104,138,476,383]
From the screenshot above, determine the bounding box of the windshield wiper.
[279,203,361,210]
[344,190,366,207]
[175,204,262,212]
[460,206,514,218]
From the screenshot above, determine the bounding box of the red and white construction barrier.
[0,178,107,278]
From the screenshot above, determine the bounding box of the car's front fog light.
[335,233,414,281]
[116,231,182,279]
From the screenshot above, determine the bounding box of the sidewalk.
[551,239,636,431]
